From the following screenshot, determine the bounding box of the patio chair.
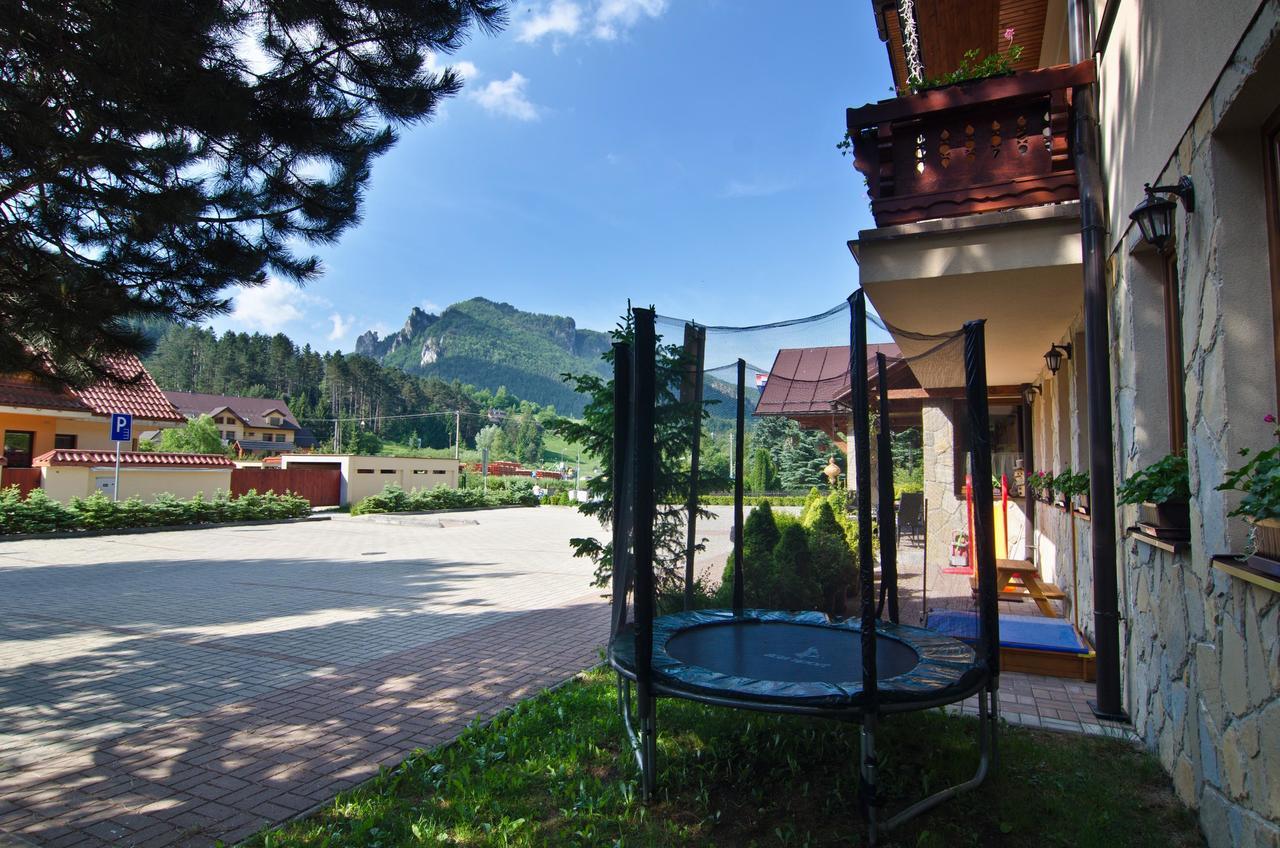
[897,491,925,545]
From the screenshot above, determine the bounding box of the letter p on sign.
[111,413,132,442]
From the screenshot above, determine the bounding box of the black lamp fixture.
[1044,343,1072,376]
[1021,384,1041,405]
[1129,176,1195,252]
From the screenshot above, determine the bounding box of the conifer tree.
[1,0,506,383]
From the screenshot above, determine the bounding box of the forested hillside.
[356,298,612,415]
[144,324,558,455]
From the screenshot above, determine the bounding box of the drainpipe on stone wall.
[1069,0,1128,722]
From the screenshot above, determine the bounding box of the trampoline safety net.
[608,291,1002,841]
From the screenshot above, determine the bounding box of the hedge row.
[0,487,311,536]
[351,483,539,516]
[700,494,810,507]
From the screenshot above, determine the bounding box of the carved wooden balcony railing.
[846,61,1097,228]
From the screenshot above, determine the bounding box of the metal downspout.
[1069,0,1127,722]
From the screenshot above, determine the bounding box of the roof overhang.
[851,202,1082,388]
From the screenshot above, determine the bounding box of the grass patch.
[250,668,1199,848]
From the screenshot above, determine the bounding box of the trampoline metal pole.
[851,292,877,701]
[861,714,879,846]
[964,319,1001,680]
[611,342,633,637]
[876,352,899,624]
[682,323,706,611]
[732,358,745,614]
[631,308,659,801]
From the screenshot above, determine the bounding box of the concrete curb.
[0,515,330,543]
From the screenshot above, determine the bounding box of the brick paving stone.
[0,510,613,847]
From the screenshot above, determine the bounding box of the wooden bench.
[970,559,1064,617]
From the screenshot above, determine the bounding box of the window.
[380,469,396,474]
[54,434,77,450]
[1266,105,1280,406]
[269,416,283,426]
[3,431,35,468]
[1163,251,1188,454]
[356,468,374,474]
[953,403,1023,498]
[275,433,286,443]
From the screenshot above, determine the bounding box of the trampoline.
[611,609,986,716]
[607,296,1002,845]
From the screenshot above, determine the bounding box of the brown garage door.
[230,466,341,507]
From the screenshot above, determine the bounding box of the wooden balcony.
[846,61,1096,228]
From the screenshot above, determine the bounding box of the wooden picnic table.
[972,559,1065,618]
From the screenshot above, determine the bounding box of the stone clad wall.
[1107,6,1280,844]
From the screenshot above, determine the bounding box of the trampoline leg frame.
[872,683,999,841]
[617,675,657,802]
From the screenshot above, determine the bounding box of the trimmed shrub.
[0,487,309,536]
[350,482,539,516]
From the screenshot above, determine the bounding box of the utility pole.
[454,410,461,460]
[575,447,581,502]
[333,419,339,453]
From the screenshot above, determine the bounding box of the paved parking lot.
[0,508,614,847]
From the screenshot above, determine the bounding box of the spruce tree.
[1,0,506,384]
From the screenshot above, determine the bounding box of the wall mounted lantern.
[1021,384,1041,405]
[1044,343,1072,376]
[1129,177,1195,252]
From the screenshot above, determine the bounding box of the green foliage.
[246,666,1202,848]
[1026,470,1054,493]
[549,312,713,595]
[1118,454,1191,505]
[699,494,809,507]
[1053,468,1090,499]
[0,0,507,384]
[0,488,309,535]
[349,482,538,516]
[157,414,227,455]
[914,42,1025,90]
[716,499,857,616]
[746,447,780,493]
[1217,416,1280,521]
[344,427,383,456]
[512,413,544,466]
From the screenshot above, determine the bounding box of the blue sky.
[214,1,893,351]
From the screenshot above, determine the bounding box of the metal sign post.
[109,413,132,502]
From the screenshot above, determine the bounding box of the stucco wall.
[281,454,459,505]
[1105,7,1280,844]
[41,466,232,502]
[1097,0,1266,255]
[0,412,143,456]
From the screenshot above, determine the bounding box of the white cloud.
[516,0,583,43]
[425,51,478,82]
[420,300,443,314]
[722,177,796,199]
[471,72,540,121]
[592,0,667,40]
[327,313,355,341]
[228,278,318,333]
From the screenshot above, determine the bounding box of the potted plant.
[1217,414,1280,561]
[1055,468,1090,514]
[1026,470,1052,502]
[1118,454,1191,540]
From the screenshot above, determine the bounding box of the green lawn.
[249,668,1200,848]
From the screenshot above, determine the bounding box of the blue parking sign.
[110,413,132,442]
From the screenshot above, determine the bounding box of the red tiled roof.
[164,391,301,429]
[0,354,184,422]
[34,450,235,468]
[756,344,909,417]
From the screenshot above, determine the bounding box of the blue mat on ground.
[925,610,1091,655]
